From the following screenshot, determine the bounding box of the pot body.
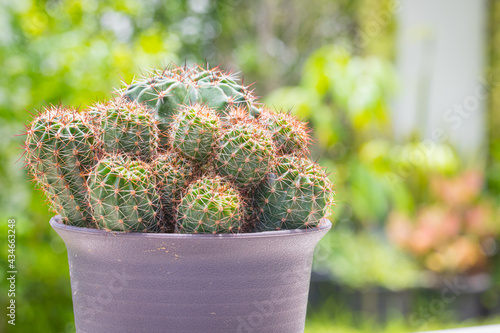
[50,216,331,333]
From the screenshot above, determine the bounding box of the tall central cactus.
[121,65,260,151]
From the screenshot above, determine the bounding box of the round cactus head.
[170,104,220,163]
[176,175,243,234]
[88,154,161,232]
[260,109,311,156]
[215,121,275,189]
[256,155,335,231]
[151,151,195,226]
[93,100,159,159]
[23,106,97,227]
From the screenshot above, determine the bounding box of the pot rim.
[50,215,332,239]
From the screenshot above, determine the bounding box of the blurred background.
[1,0,500,332]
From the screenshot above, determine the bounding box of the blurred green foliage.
[1,0,500,332]
[266,44,499,290]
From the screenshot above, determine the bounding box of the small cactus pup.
[151,151,194,227]
[170,104,220,164]
[93,100,159,160]
[215,121,275,189]
[88,154,161,232]
[259,109,312,156]
[23,106,97,227]
[177,176,243,234]
[256,155,335,231]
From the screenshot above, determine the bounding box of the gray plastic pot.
[50,215,331,333]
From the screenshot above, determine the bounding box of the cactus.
[23,63,336,234]
[256,155,335,230]
[121,65,260,132]
[184,65,260,117]
[170,104,220,163]
[151,151,194,225]
[122,67,193,147]
[259,109,311,156]
[88,154,161,232]
[177,176,243,234]
[23,106,97,227]
[215,122,275,189]
[93,100,159,160]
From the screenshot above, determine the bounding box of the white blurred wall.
[394,0,488,161]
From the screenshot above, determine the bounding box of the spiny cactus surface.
[121,65,260,127]
[88,154,161,232]
[260,109,311,156]
[215,122,275,189]
[256,155,335,230]
[94,100,159,159]
[184,65,259,116]
[24,106,97,227]
[152,151,194,224]
[23,62,335,233]
[170,104,220,163]
[177,176,243,234]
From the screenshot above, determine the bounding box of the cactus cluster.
[23,64,334,233]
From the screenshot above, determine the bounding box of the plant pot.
[50,215,331,333]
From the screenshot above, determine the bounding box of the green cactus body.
[95,100,158,160]
[215,122,275,189]
[177,176,243,234]
[88,155,161,232]
[260,109,311,156]
[122,65,259,130]
[122,69,193,146]
[256,156,335,230]
[170,104,220,163]
[191,67,257,116]
[152,152,194,225]
[24,107,97,227]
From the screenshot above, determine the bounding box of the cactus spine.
[215,122,275,189]
[88,154,161,232]
[94,100,159,160]
[177,176,243,234]
[121,65,260,135]
[122,68,193,146]
[24,106,97,227]
[256,155,335,230]
[260,109,311,156]
[23,63,335,233]
[170,104,220,163]
[152,152,194,225]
